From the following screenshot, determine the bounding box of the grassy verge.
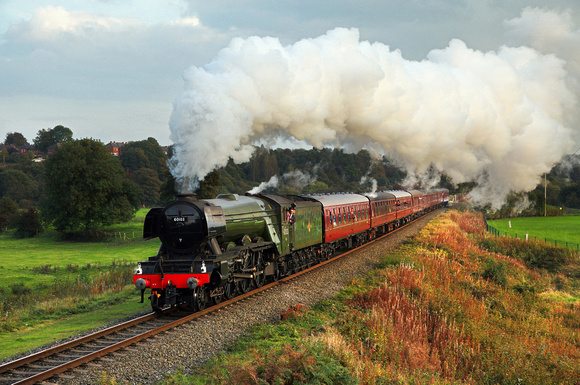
[158,210,580,385]
[0,209,157,361]
[0,288,149,361]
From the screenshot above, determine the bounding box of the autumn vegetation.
[163,209,579,385]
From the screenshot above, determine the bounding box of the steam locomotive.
[133,189,448,311]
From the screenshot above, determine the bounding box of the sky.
[1,0,579,147]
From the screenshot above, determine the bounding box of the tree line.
[2,126,580,238]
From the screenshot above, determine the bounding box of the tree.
[33,125,73,153]
[41,138,140,236]
[196,170,221,199]
[4,132,28,147]
[13,208,43,238]
[560,183,580,209]
[0,169,39,205]
[120,147,151,175]
[247,146,278,181]
[133,168,162,206]
[0,196,19,231]
[159,171,177,204]
[120,138,168,180]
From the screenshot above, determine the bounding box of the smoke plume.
[360,175,378,196]
[247,170,317,194]
[170,8,579,208]
[247,175,279,194]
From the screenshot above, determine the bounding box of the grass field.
[0,209,156,360]
[0,209,160,287]
[487,216,580,247]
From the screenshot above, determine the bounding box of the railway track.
[0,212,437,385]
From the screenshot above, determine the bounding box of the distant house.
[105,141,126,156]
[18,144,40,156]
[0,144,18,155]
[46,143,61,156]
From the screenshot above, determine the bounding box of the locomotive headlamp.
[135,278,148,291]
[187,277,199,289]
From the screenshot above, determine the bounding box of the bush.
[481,258,507,286]
[10,283,30,296]
[478,236,573,273]
[13,208,43,238]
[0,196,18,231]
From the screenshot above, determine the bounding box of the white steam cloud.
[247,170,317,194]
[359,175,378,196]
[170,8,579,208]
[247,175,279,194]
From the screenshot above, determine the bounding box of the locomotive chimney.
[177,193,198,201]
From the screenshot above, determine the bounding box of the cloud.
[6,6,136,41]
[0,5,227,100]
[169,12,579,208]
[0,3,230,141]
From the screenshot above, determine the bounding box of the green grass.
[0,209,159,288]
[0,288,150,361]
[0,234,160,288]
[0,209,157,361]
[487,216,580,246]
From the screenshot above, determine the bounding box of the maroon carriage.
[406,189,425,218]
[308,193,371,244]
[367,191,397,232]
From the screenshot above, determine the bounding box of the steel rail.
[0,311,162,375]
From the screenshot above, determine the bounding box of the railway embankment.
[158,209,579,385]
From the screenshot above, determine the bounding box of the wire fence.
[486,224,580,252]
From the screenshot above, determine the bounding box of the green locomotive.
[134,193,324,311]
